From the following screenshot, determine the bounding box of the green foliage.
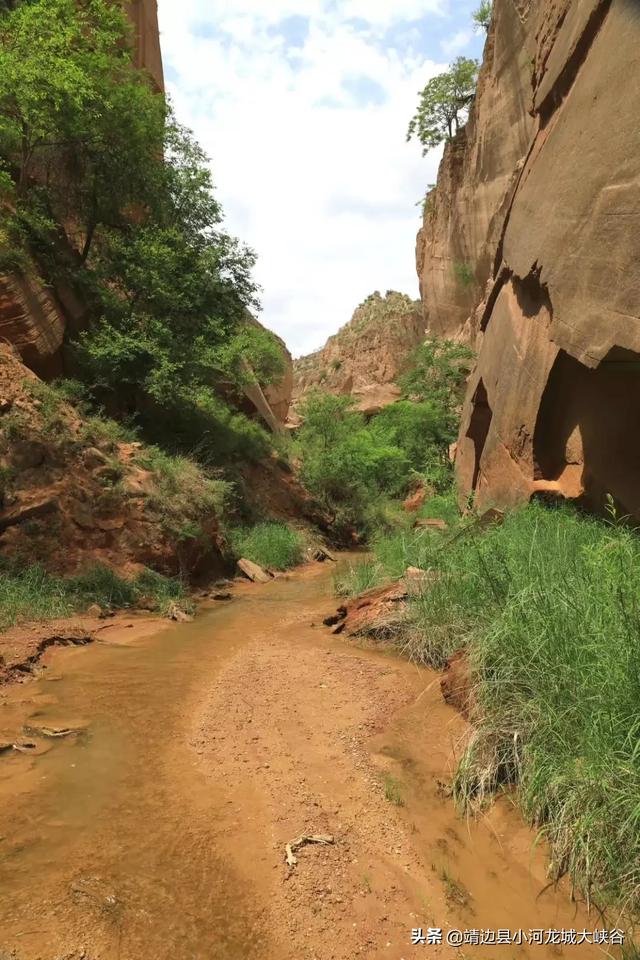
[369,501,640,914]
[453,260,474,288]
[0,559,189,628]
[407,57,479,154]
[472,1,493,33]
[0,0,280,469]
[297,337,472,535]
[137,445,231,535]
[370,401,450,477]
[229,521,304,571]
[399,338,473,429]
[296,393,409,535]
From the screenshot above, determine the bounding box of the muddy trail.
[0,561,611,960]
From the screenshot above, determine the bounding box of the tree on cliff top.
[472,1,493,33]
[406,57,478,155]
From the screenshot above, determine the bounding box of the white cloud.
[441,28,473,56]
[157,1,449,356]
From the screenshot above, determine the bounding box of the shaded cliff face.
[125,0,164,92]
[293,291,425,417]
[419,0,640,520]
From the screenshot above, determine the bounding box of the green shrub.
[453,260,475,288]
[229,522,304,571]
[137,446,230,530]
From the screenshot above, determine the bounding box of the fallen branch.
[284,834,334,867]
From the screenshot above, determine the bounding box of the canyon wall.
[418,0,640,519]
[125,0,165,92]
[293,291,425,419]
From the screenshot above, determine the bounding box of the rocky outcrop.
[293,291,425,417]
[0,346,226,579]
[418,0,640,520]
[0,273,66,379]
[261,328,294,425]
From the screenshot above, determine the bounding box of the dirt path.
[0,562,613,959]
[191,565,606,960]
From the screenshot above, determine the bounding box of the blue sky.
[157,1,486,356]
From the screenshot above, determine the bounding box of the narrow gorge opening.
[465,379,493,492]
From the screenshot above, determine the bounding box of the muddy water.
[0,575,330,960]
[0,565,620,959]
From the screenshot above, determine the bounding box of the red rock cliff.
[418,0,640,520]
[293,291,425,418]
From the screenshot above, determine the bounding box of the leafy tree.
[407,57,478,155]
[370,400,450,476]
[0,0,283,466]
[398,338,473,441]
[296,394,408,534]
[472,1,493,33]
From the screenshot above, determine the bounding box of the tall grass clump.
[382,500,640,914]
[0,560,190,628]
[229,522,304,571]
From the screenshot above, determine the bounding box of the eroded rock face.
[125,0,164,92]
[0,274,66,379]
[293,291,425,417]
[418,0,640,520]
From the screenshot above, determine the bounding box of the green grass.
[369,500,640,917]
[333,558,384,598]
[439,865,471,908]
[0,561,190,629]
[133,446,231,543]
[229,521,304,571]
[383,773,405,806]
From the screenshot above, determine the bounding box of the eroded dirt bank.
[0,563,612,959]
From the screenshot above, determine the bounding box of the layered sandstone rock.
[293,291,425,417]
[418,0,640,520]
[125,0,164,92]
[0,273,66,379]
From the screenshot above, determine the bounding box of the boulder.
[311,545,336,563]
[414,518,448,530]
[324,582,408,638]
[82,447,109,469]
[10,439,46,471]
[0,497,58,532]
[237,558,272,583]
[403,485,426,513]
[70,501,95,530]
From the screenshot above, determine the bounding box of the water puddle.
[0,573,332,959]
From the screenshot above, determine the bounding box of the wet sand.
[0,562,618,959]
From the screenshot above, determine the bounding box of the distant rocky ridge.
[292,291,425,419]
[417,0,640,521]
